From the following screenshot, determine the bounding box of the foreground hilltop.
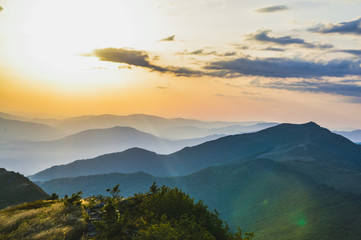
[0,168,48,209]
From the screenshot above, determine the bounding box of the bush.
[92,183,254,240]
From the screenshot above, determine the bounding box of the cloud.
[156,85,170,90]
[263,47,285,52]
[177,49,237,57]
[345,97,361,104]
[91,48,361,80]
[256,5,288,13]
[93,48,167,72]
[248,30,333,49]
[160,35,175,41]
[213,93,238,98]
[309,17,361,35]
[0,6,3,12]
[91,48,203,77]
[338,49,361,56]
[253,80,361,99]
[207,57,361,78]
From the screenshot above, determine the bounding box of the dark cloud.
[263,47,285,52]
[92,48,203,77]
[309,17,361,35]
[91,48,361,81]
[177,49,237,57]
[223,52,237,56]
[256,5,288,13]
[93,48,167,72]
[340,79,361,84]
[207,57,361,78]
[253,80,361,98]
[248,30,333,49]
[338,49,361,56]
[160,35,175,41]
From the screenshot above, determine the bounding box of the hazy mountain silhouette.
[1,126,223,175]
[38,159,361,240]
[0,117,65,141]
[0,168,48,209]
[157,122,278,139]
[335,129,361,143]
[31,122,361,194]
[53,113,262,137]
[0,112,26,121]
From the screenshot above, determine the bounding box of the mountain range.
[0,117,65,141]
[2,117,361,240]
[0,112,277,174]
[0,126,223,174]
[335,129,361,143]
[31,122,361,195]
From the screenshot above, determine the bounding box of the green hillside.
[39,159,361,240]
[0,168,49,209]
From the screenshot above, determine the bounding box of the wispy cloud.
[156,85,170,90]
[207,57,361,78]
[252,80,361,99]
[337,49,361,56]
[160,35,176,41]
[213,93,238,98]
[248,30,333,49]
[263,47,285,52]
[309,17,361,35]
[177,49,237,57]
[256,5,288,13]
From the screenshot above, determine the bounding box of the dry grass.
[0,200,87,240]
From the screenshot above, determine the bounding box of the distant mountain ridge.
[0,117,64,141]
[335,129,361,143]
[52,113,269,139]
[0,112,277,174]
[157,122,278,139]
[0,168,48,209]
[31,122,361,194]
[1,126,223,175]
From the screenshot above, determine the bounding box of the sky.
[0,0,361,129]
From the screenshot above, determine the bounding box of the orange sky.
[1,0,361,129]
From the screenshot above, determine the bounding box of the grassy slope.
[0,200,86,240]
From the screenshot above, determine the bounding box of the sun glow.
[0,0,160,89]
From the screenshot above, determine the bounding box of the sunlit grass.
[0,200,87,240]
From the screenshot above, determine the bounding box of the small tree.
[64,191,82,206]
[106,184,121,199]
[47,193,59,200]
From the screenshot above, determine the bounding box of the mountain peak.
[304,121,319,126]
[269,121,323,133]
